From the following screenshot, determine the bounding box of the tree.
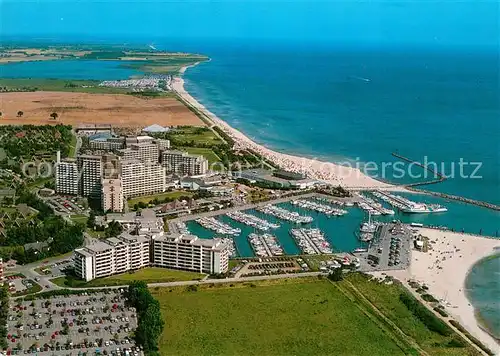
[17,111,23,117]
[328,267,343,282]
[50,112,58,120]
[87,211,96,228]
[104,220,122,238]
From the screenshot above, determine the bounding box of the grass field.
[169,126,223,147]
[151,278,409,356]
[181,147,221,165]
[0,78,129,94]
[69,214,88,225]
[51,267,205,288]
[127,190,193,208]
[341,274,480,356]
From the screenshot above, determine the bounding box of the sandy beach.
[172,67,392,189]
[384,228,500,353]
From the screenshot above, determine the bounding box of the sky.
[0,0,498,48]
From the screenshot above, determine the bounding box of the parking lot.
[359,223,412,271]
[45,196,90,215]
[36,259,73,279]
[6,290,143,355]
[235,257,303,277]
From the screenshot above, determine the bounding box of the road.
[11,270,323,298]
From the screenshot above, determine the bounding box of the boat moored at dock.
[257,204,313,224]
[195,217,241,235]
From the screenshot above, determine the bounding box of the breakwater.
[407,188,500,212]
[391,152,446,187]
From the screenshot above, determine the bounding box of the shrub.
[399,293,452,336]
[421,294,439,303]
[449,320,495,356]
[433,307,448,317]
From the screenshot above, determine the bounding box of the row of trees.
[125,281,164,355]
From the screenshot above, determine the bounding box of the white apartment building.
[155,138,170,151]
[152,233,229,274]
[55,159,79,195]
[120,160,166,198]
[77,154,102,197]
[101,178,124,212]
[73,233,150,281]
[89,138,125,151]
[161,150,209,176]
[118,143,160,164]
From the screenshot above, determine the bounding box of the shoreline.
[384,228,500,352]
[172,63,394,190]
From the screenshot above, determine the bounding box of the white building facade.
[152,233,229,274]
[73,234,150,281]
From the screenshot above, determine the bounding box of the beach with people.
[385,228,500,352]
[172,67,392,190]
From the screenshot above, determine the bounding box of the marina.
[291,199,347,216]
[372,190,448,214]
[355,192,395,216]
[195,217,241,235]
[247,233,284,257]
[290,228,333,254]
[257,204,314,224]
[226,211,280,231]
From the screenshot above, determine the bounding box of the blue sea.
[0,40,498,336]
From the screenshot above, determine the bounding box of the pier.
[291,199,347,216]
[226,211,280,231]
[258,205,314,224]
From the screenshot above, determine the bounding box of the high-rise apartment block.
[161,150,209,176]
[55,158,79,195]
[152,233,229,274]
[74,233,150,281]
[77,155,103,197]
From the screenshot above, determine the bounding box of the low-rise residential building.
[152,233,229,274]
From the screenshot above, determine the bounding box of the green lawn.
[86,228,105,239]
[69,214,88,225]
[341,273,480,356]
[151,278,408,356]
[169,126,224,147]
[51,267,205,288]
[180,147,221,164]
[127,190,193,208]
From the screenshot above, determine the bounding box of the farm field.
[0,91,204,128]
[151,278,409,356]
